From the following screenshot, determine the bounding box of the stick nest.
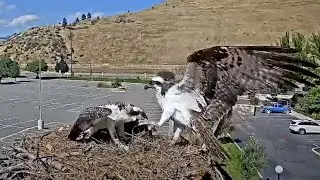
[0,125,222,180]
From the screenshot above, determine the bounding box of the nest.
[0,125,224,180]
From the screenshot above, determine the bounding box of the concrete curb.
[226,133,264,180]
[290,110,316,121]
[312,147,320,157]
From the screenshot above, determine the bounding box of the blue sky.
[0,0,164,37]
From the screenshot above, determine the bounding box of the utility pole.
[38,18,45,130]
[69,29,74,77]
[90,62,93,81]
[37,59,44,130]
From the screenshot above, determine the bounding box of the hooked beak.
[144,84,151,90]
[144,81,155,90]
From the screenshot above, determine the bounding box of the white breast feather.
[167,85,204,113]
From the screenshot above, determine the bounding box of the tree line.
[0,56,70,83]
[62,12,100,27]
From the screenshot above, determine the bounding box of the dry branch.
[0,124,226,180]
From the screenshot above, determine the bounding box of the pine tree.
[87,12,92,19]
[62,18,68,27]
[81,14,86,20]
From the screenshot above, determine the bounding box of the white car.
[289,119,320,135]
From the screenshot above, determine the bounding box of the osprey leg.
[170,127,182,145]
[83,126,97,139]
[116,121,125,138]
[107,122,129,151]
[157,108,174,126]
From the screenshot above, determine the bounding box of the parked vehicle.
[277,99,291,107]
[260,103,291,114]
[289,119,320,135]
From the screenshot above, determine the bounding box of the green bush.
[0,57,20,83]
[295,86,320,119]
[277,31,320,119]
[111,77,122,88]
[25,60,48,78]
[222,135,267,180]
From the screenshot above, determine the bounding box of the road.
[231,110,320,180]
[0,76,167,144]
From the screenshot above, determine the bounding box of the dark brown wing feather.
[185,45,319,164]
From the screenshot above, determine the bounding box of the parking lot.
[232,110,320,180]
[0,77,165,144]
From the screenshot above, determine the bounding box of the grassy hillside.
[0,0,319,68]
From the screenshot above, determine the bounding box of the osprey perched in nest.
[68,101,149,151]
[144,46,319,164]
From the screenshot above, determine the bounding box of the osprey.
[144,46,320,164]
[68,101,149,151]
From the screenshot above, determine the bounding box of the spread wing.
[68,106,112,140]
[180,46,319,164]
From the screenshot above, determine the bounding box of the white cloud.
[7,14,40,27]
[92,12,104,18]
[66,11,83,22]
[0,1,16,10]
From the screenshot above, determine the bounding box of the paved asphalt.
[0,76,166,144]
[231,110,320,180]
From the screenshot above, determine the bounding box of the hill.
[0,0,319,72]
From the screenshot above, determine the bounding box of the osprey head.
[130,106,149,121]
[145,70,175,90]
[144,76,165,92]
[68,116,92,141]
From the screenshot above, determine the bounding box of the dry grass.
[0,0,319,66]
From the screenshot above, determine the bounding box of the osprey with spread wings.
[144,46,320,164]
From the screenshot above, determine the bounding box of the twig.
[0,163,29,174]
[83,145,93,154]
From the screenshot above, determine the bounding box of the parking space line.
[34,102,60,109]
[51,103,78,110]
[7,98,39,105]
[0,117,19,122]
[0,121,63,142]
[67,106,84,113]
[0,97,29,103]
[0,124,28,129]
[90,95,111,100]
[42,84,95,90]
[309,139,320,143]
[0,119,38,130]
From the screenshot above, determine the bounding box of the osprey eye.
[154,81,161,85]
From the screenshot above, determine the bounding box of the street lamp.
[275,165,283,180]
[37,59,44,130]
